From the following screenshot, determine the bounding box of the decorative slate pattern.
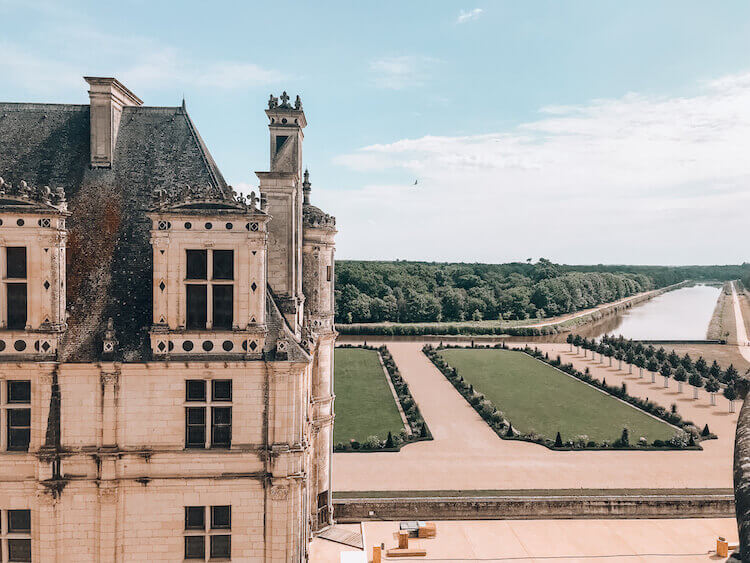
[0,102,243,361]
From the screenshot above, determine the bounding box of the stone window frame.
[1,508,32,562]
[183,505,231,561]
[3,381,30,452]
[1,247,28,331]
[184,249,236,331]
[184,380,232,450]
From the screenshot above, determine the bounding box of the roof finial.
[181,94,186,110]
[279,91,290,108]
[294,95,302,111]
[302,168,311,205]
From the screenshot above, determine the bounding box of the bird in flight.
[413,179,418,186]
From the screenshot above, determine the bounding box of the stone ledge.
[333,491,735,522]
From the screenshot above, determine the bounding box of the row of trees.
[336,260,750,325]
[568,334,744,410]
[337,259,654,324]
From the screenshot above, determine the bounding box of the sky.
[1,1,749,265]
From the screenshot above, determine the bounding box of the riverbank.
[336,281,691,337]
[707,282,736,342]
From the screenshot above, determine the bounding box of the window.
[185,250,234,330]
[186,285,207,330]
[275,135,288,152]
[6,381,30,451]
[326,265,332,282]
[186,380,206,402]
[185,380,232,449]
[4,247,27,330]
[4,509,31,561]
[6,249,26,279]
[184,505,231,560]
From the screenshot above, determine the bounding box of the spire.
[181,95,186,110]
[302,169,311,205]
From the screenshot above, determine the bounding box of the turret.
[300,170,337,531]
[256,92,306,333]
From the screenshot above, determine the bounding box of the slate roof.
[0,101,297,362]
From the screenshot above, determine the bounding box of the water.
[596,284,721,341]
[337,284,723,345]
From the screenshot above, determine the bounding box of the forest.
[334,259,749,325]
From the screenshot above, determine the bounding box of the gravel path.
[333,341,737,492]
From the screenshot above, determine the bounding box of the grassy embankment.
[439,348,676,444]
[706,282,735,342]
[333,348,404,443]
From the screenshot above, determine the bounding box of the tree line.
[335,259,748,324]
[569,334,745,410]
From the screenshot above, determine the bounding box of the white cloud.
[0,29,283,99]
[332,71,750,264]
[456,8,483,24]
[369,56,438,90]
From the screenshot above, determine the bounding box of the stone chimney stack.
[84,77,142,168]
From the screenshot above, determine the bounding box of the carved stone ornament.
[270,485,289,501]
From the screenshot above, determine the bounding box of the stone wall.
[334,493,735,522]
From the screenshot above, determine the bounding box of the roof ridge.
[0,103,88,111]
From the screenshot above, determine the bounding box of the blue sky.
[2,1,750,264]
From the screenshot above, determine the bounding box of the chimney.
[84,77,142,168]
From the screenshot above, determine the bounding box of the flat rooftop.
[310,518,738,562]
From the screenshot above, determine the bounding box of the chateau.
[0,78,336,561]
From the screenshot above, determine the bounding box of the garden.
[334,345,431,452]
[424,344,715,450]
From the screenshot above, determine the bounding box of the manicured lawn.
[440,349,676,444]
[334,348,405,443]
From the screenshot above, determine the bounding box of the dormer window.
[148,190,268,357]
[185,250,234,330]
[3,247,27,330]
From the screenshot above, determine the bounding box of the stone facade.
[0,80,336,561]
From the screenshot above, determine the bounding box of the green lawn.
[440,349,677,444]
[334,348,405,443]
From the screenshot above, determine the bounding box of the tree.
[604,345,614,367]
[620,427,630,447]
[566,334,574,352]
[709,360,722,380]
[724,384,738,413]
[689,370,703,399]
[554,431,563,447]
[667,350,681,368]
[674,366,687,393]
[635,354,646,378]
[625,350,635,374]
[647,358,660,383]
[681,353,693,372]
[615,349,624,371]
[573,334,583,354]
[656,347,667,363]
[660,363,672,388]
[706,377,720,406]
[725,364,740,384]
[385,431,394,448]
[695,356,708,377]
